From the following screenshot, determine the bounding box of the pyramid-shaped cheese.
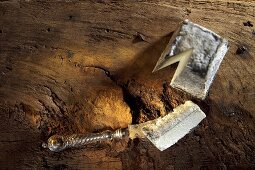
[153,20,229,99]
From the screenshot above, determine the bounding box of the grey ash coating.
[170,21,222,77]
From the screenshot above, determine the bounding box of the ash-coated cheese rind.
[155,20,229,99]
[141,101,206,151]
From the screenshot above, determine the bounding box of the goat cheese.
[141,101,206,151]
[153,20,229,99]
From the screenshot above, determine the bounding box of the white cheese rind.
[154,20,229,99]
[141,101,206,151]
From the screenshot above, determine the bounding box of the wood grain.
[0,0,255,169]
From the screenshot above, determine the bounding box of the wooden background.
[0,0,255,169]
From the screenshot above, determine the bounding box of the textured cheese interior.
[171,67,206,99]
[141,101,206,151]
[171,21,222,77]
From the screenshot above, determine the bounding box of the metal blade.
[128,101,206,151]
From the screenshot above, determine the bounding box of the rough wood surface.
[0,0,255,169]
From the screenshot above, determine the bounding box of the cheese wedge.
[141,101,206,151]
[153,20,229,99]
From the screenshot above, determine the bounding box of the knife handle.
[42,129,128,152]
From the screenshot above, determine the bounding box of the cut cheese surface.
[141,101,206,151]
[153,20,229,99]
